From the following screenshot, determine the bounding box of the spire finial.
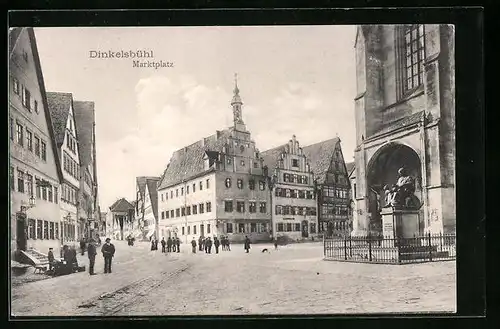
[234,73,239,94]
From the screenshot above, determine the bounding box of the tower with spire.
[231,73,246,132]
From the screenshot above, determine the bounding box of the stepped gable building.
[261,135,318,241]
[353,25,455,236]
[73,100,100,239]
[47,92,81,245]
[302,138,352,237]
[157,75,272,243]
[108,198,135,240]
[9,28,64,257]
[135,176,160,239]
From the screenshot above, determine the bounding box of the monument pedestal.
[381,207,420,246]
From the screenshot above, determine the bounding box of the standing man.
[79,237,86,256]
[226,236,231,251]
[198,236,203,252]
[244,236,251,253]
[167,237,173,252]
[206,237,213,254]
[87,239,97,275]
[47,248,55,272]
[101,238,116,274]
[191,237,197,253]
[176,237,181,253]
[161,237,166,253]
[214,236,220,254]
[172,237,177,252]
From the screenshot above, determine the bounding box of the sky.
[34,25,357,210]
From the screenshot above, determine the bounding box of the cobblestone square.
[11,241,456,316]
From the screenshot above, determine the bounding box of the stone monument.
[381,168,422,245]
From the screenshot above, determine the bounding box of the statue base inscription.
[381,208,420,246]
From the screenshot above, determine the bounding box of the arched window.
[225,178,232,188]
[397,24,426,97]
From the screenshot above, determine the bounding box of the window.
[253,162,258,168]
[10,166,15,190]
[277,223,284,232]
[310,223,316,233]
[398,24,426,96]
[49,222,55,239]
[193,183,196,192]
[237,179,243,189]
[293,189,299,198]
[199,203,205,213]
[187,226,190,235]
[240,160,245,166]
[238,223,245,233]
[26,130,33,151]
[194,225,197,235]
[166,211,170,219]
[187,206,191,215]
[249,180,255,190]
[161,194,164,202]
[176,189,178,197]
[225,200,233,212]
[237,201,245,213]
[22,87,31,110]
[283,173,289,182]
[34,100,39,113]
[226,223,233,233]
[200,181,203,190]
[181,207,186,216]
[275,205,282,215]
[249,201,257,213]
[260,202,267,213]
[176,208,180,217]
[181,187,184,196]
[251,223,257,233]
[292,159,299,167]
[286,223,292,232]
[16,123,24,146]
[17,169,25,193]
[206,179,210,189]
[37,220,43,239]
[295,223,301,232]
[43,221,49,239]
[171,191,173,198]
[34,136,40,156]
[55,223,59,239]
[286,189,291,198]
[182,227,185,235]
[225,178,232,188]
[28,219,36,239]
[48,185,53,202]
[207,224,211,234]
[41,141,46,161]
[206,202,211,212]
[227,157,232,165]
[10,117,14,140]
[292,174,298,183]
[42,186,47,200]
[259,181,266,190]
[162,211,165,220]
[283,206,290,215]
[13,77,20,94]
[171,210,174,218]
[193,204,198,214]
[186,185,189,194]
[35,178,41,198]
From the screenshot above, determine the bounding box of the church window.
[397,24,426,97]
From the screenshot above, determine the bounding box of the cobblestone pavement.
[11,241,456,316]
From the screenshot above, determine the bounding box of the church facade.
[352,25,455,236]
[157,76,272,243]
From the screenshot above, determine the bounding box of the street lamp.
[20,195,36,213]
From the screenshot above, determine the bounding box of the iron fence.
[323,233,456,264]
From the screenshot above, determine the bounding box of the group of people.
[155,237,181,253]
[86,237,116,275]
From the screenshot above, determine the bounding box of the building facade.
[9,28,64,256]
[73,101,100,240]
[261,135,317,241]
[303,138,352,237]
[135,176,160,240]
[47,92,81,246]
[347,162,356,234]
[108,198,135,240]
[352,25,455,236]
[157,77,272,243]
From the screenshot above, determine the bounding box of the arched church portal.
[366,143,423,233]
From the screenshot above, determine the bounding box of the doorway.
[200,224,205,237]
[301,220,309,238]
[16,215,27,251]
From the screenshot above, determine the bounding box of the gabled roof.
[302,137,340,184]
[73,101,95,167]
[46,92,75,149]
[260,144,287,170]
[109,198,135,212]
[14,28,65,183]
[145,177,160,220]
[157,129,231,190]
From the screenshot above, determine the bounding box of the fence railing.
[323,233,456,264]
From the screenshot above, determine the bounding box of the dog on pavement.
[261,248,270,253]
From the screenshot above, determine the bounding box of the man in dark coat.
[176,237,181,253]
[226,236,231,251]
[79,237,86,255]
[191,237,197,253]
[214,237,220,254]
[244,236,251,253]
[151,238,156,251]
[101,238,116,274]
[161,238,166,253]
[167,237,173,252]
[221,236,226,251]
[206,237,213,254]
[69,246,78,271]
[198,236,203,251]
[172,237,177,252]
[87,239,97,275]
[47,248,55,271]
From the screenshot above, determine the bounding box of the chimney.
[288,139,293,154]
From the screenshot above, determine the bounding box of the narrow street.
[11,241,456,316]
